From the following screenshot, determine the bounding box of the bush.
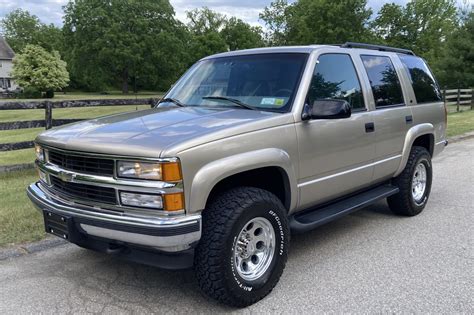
[17,87,42,99]
[45,90,55,98]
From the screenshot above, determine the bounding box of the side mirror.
[310,99,351,119]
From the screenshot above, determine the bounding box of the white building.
[0,36,19,93]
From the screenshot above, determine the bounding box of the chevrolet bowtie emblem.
[58,171,75,182]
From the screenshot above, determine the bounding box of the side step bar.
[290,185,399,233]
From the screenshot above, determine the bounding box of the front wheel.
[194,187,289,307]
[388,146,432,216]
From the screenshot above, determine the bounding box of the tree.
[221,17,264,51]
[63,0,187,93]
[372,0,458,56]
[12,45,69,96]
[371,3,408,47]
[259,0,290,45]
[285,0,373,45]
[186,7,264,61]
[187,7,227,35]
[186,7,228,61]
[436,10,474,87]
[0,9,62,53]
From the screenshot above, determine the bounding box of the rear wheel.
[388,146,432,216]
[194,187,289,307]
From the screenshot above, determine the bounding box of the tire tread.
[194,187,288,307]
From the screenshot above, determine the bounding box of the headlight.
[117,160,182,181]
[35,144,45,162]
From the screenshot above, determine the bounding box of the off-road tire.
[388,146,432,216]
[194,187,290,307]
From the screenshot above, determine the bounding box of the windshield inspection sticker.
[261,98,285,106]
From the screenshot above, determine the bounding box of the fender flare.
[394,123,434,177]
[188,148,297,213]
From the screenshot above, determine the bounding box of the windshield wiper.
[157,97,186,107]
[202,96,255,110]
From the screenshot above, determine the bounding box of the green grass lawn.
[0,169,45,247]
[0,91,161,103]
[0,104,152,123]
[446,110,474,137]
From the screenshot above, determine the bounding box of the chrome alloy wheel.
[233,217,276,281]
[412,162,427,203]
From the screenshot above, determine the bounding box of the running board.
[290,185,399,234]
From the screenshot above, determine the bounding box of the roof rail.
[341,42,415,56]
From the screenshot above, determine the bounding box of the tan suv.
[28,42,447,307]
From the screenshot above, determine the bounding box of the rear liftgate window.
[399,55,442,104]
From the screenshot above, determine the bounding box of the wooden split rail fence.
[0,89,472,172]
[0,98,157,172]
[443,88,473,112]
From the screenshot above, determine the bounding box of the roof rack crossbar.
[341,42,415,56]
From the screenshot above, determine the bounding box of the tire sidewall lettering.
[228,206,287,294]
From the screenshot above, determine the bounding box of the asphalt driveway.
[0,139,473,313]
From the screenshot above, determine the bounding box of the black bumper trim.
[76,217,200,237]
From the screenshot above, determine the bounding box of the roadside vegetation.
[1,1,473,95]
[446,110,474,137]
[0,169,43,246]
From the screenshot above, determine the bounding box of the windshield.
[164,53,308,112]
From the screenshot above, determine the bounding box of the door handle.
[365,122,375,133]
[405,115,413,124]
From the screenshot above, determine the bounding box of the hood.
[36,107,292,158]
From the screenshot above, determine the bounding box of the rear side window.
[361,55,404,108]
[399,55,442,103]
[307,54,365,110]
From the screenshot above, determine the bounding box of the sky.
[0,0,471,29]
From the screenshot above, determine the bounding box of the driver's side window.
[307,54,365,110]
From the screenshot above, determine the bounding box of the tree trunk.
[122,68,129,94]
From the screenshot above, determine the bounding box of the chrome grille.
[50,176,117,205]
[48,150,114,176]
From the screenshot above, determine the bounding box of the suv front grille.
[48,150,114,176]
[50,176,117,205]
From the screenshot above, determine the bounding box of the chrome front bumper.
[27,182,201,252]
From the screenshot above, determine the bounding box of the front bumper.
[27,182,201,268]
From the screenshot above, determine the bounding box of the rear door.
[359,54,413,183]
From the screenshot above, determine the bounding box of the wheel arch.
[188,148,297,213]
[394,123,434,177]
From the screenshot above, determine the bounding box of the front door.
[296,53,376,209]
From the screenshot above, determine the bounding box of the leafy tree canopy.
[186,7,264,61]
[1,0,471,93]
[435,10,474,87]
[221,18,264,51]
[12,44,69,93]
[261,0,374,45]
[63,0,187,93]
[0,9,62,53]
[259,0,290,45]
[372,0,458,56]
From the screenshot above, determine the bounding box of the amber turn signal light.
[163,192,184,211]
